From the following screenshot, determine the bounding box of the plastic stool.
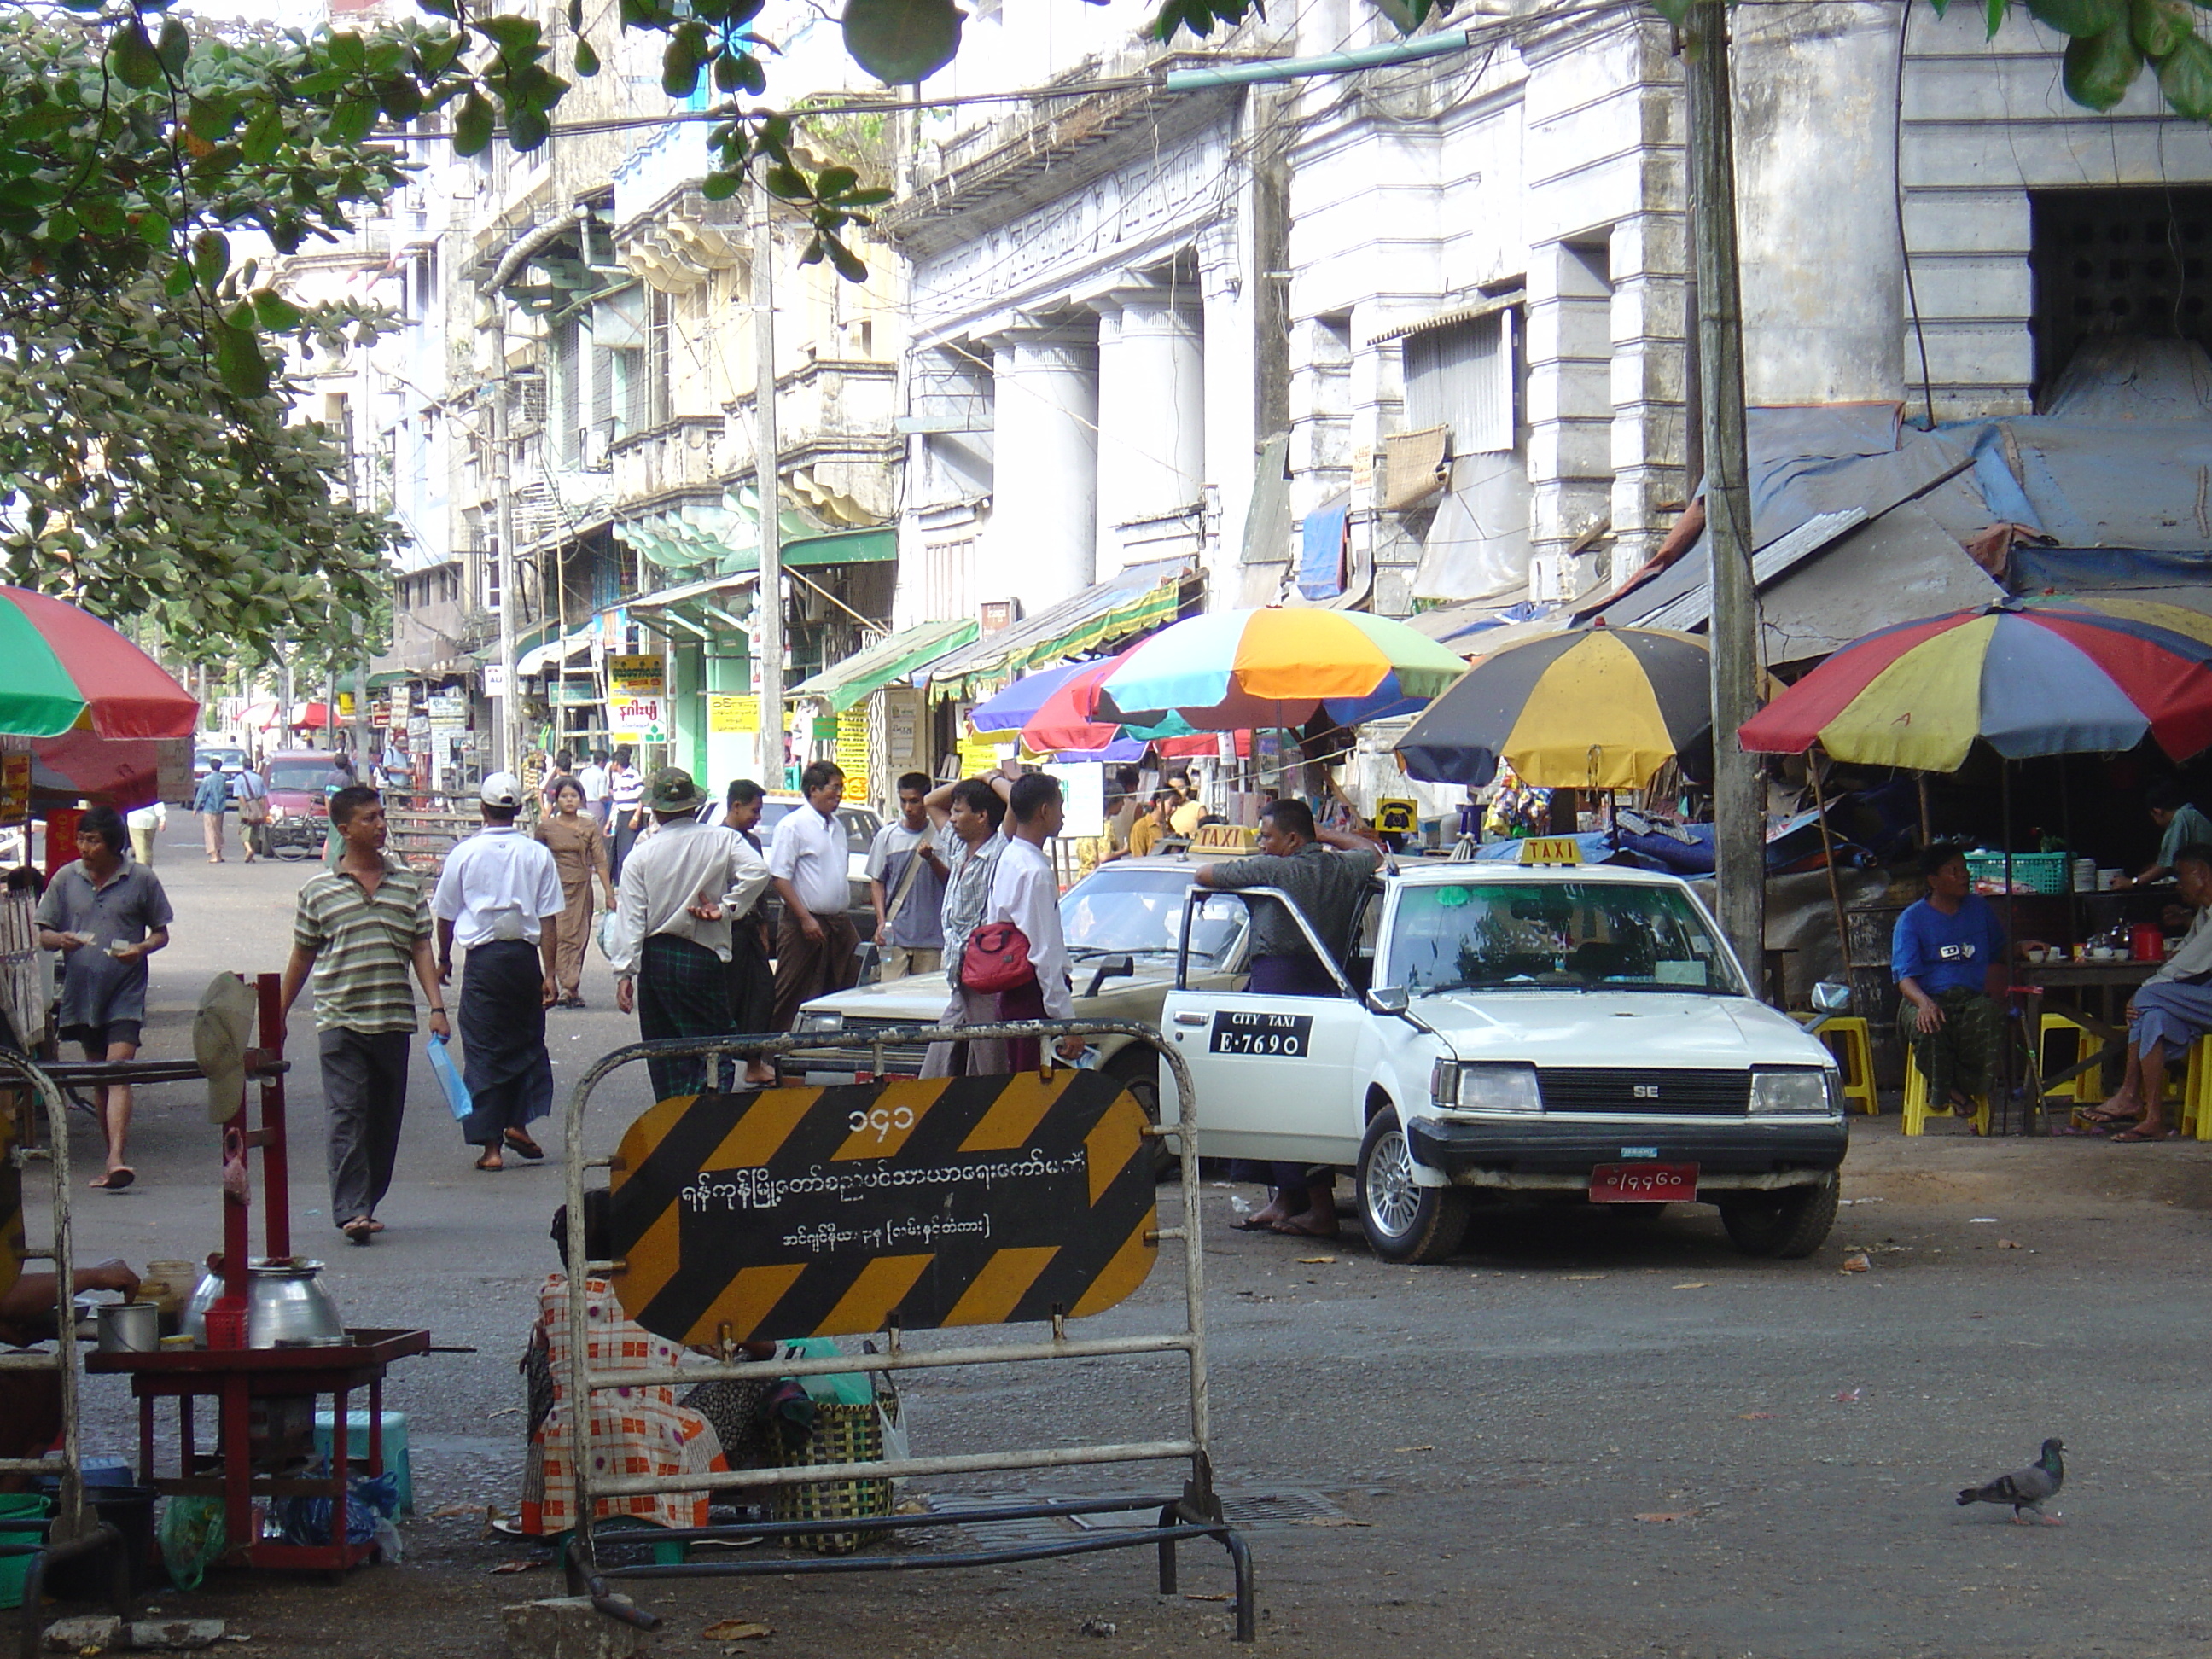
[313,1408,412,1516]
[1811,1017,1878,1115]
[2038,1012,2107,1105]
[2185,1036,2212,1141]
[1901,1062,1990,1137]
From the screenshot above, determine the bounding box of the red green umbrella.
[0,586,198,740]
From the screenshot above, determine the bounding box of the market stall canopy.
[965,661,1091,736]
[0,586,197,740]
[1395,626,1717,789]
[1095,607,1466,731]
[241,701,335,731]
[1021,649,1198,753]
[31,728,176,812]
[516,626,599,678]
[626,570,761,640]
[1738,596,2212,771]
[919,557,1194,701]
[789,617,979,713]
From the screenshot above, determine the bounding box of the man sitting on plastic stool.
[2084,843,2212,1141]
[1893,842,2009,1122]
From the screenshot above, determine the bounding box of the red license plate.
[1589,1161,1698,1203]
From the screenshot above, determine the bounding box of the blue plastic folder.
[426,1033,472,1123]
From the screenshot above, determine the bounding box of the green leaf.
[2132,0,2194,55]
[826,238,867,282]
[132,208,172,246]
[815,165,859,196]
[2028,0,2126,33]
[215,325,271,399]
[186,96,240,142]
[841,0,963,84]
[763,162,806,196]
[1930,0,1952,18]
[452,90,496,156]
[713,49,742,90]
[1368,0,1426,32]
[193,230,230,287]
[377,76,423,121]
[241,103,285,164]
[253,289,303,330]
[731,51,766,93]
[155,17,191,76]
[2063,17,2145,103]
[663,20,710,95]
[509,103,550,148]
[329,30,367,69]
[163,260,195,298]
[328,96,378,148]
[701,168,742,200]
[2157,27,2212,109]
[39,207,79,242]
[479,15,544,55]
[1985,0,2005,36]
[109,21,165,90]
[573,35,600,75]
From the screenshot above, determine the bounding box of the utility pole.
[1684,0,1766,989]
[492,379,519,778]
[277,637,294,751]
[751,174,785,789]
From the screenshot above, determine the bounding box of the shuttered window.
[1402,310,1516,454]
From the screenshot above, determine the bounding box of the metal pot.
[181,1260,346,1348]
[96,1301,161,1354]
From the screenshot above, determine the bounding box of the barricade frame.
[556,1016,1253,1640]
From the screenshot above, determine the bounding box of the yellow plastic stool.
[1901,1062,1991,1137]
[2184,1036,2212,1140]
[2037,1011,2106,1106]
[1810,1017,1879,1115]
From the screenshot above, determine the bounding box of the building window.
[1403,308,1518,454]
[2031,187,2212,399]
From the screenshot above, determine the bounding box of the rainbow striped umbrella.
[0,586,197,740]
[1738,596,2212,771]
[1094,607,1467,731]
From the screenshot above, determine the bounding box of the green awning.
[923,558,1194,700]
[364,670,414,690]
[787,617,980,713]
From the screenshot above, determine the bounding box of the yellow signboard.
[0,754,27,830]
[835,710,869,780]
[1517,836,1583,866]
[608,654,666,695]
[708,695,795,735]
[1373,797,1418,835]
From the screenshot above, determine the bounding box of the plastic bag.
[156,1495,227,1592]
[275,1464,399,1548]
[426,1033,472,1123]
[596,911,622,963]
[781,1336,872,1406]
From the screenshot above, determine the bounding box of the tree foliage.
[0,12,404,667]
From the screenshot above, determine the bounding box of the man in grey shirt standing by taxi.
[1195,797,1382,1237]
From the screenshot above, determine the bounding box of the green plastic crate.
[1964,850,2069,894]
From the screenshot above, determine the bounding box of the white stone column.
[987,322,1098,608]
[1092,287,1204,567]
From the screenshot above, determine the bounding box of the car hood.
[1414,991,1831,1068]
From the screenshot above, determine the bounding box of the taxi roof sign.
[1516,836,1583,866]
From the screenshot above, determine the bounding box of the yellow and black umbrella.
[1394,625,1717,790]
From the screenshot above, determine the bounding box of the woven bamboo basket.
[769,1396,897,1555]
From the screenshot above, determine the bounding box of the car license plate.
[1589,1162,1697,1203]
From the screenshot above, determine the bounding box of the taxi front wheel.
[1356,1113,1470,1265]
[1716,1175,1839,1259]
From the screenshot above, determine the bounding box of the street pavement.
[21,841,2212,1656]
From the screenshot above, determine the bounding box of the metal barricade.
[0,1051,126,1659]
[556,1017,1254,1640]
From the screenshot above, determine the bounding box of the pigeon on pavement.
[1956,1436,2065,1525]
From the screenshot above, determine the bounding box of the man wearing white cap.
[433,771,564,1172]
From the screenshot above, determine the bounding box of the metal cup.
[97,1301,161,1354]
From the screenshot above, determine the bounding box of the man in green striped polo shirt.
[279,783,451,1246]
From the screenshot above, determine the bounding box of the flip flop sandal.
[474,1151,504,1172]
[1229,1215,1283,1232]
[504,1130,547,1161]
[2110,1126,2176,1142]
[1270,1215,1340,1238]
[342,1218,375,1246]
[91,1167,136,1191]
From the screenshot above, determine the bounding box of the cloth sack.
[958,921,1036,996]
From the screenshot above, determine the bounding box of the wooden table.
[87,1328,430,1575]
[2017,958,2163,1108]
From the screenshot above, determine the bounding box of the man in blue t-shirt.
[1892,842,2011,1113]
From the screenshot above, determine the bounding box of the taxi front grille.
[1536,1068,1750,1115]
[794,1019,932,1076]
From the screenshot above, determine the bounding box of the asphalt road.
[19,843,2212,1657]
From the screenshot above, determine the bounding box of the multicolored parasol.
[0,586,198,740]
[1737,596,2212,770]
[1394,626,1719,789]
[1094,608,1467,731]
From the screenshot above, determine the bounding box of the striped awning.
[788,617,980,712]
[920,558,1196,700]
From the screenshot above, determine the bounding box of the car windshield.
[1387,880,1743,996]
[1059,867,1243,969]
[755,803,876,855]
[266,760,335,792]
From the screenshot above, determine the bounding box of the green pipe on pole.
[1161,31,1472,91]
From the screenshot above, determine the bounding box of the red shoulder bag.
[959,921,1037,995]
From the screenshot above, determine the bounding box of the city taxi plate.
[1589,1161,1697,1203]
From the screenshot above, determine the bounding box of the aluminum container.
[96,1301,161,1354]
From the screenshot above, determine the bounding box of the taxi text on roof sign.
[1517,836,1583,866]
[607,1069,1158,1347]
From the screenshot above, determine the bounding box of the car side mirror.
[853,941,881,987]
[1368,986,1409,1014]
[1083,955,1137,999]
[1811,980,1851,1014]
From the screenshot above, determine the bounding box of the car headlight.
[1749,1068,1838,1115]
[794,1010,844,1033]
[1431,1060,1542,1114]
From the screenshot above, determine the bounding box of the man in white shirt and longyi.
[767,760,863,1030]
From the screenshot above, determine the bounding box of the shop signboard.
[0,754,27,829]
[612,693,668,745]
[609,654,666,696]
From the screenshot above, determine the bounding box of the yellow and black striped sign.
[608,1070,1156,1348]
[0,1106,20,1302]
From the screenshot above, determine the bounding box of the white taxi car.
[1162,847,1848,1264]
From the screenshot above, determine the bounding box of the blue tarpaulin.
[1297,495,1348,599]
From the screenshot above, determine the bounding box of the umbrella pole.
[1917,771,1933,847]
[1807,748,1854,978]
